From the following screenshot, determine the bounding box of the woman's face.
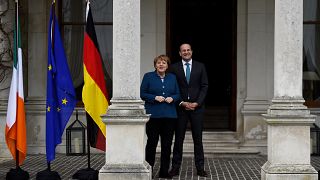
[155,60,168,74]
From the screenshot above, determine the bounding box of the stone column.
[99,0,151,179]
[23,0,48,154]
[261,0,318,179]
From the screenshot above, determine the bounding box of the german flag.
[82,1,109,151]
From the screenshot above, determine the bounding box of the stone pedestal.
[262,162,317,180]
[99,162,151,180]
[261,100,318,180]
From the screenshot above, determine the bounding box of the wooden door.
[167,0,237,130]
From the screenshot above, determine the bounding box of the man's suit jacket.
[170,60,208,107]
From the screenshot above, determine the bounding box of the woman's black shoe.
[168,167,179,177]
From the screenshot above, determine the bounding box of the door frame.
[166,0,237,131]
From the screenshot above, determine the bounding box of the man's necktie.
[185,62,190,83]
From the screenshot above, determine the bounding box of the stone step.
[188,131,237,139]
[185,148,261,156]
[156,131,261,155]
[183,140,240,147]
[184,131,238,141]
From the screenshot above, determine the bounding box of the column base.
[261,161,318,180]
[99,161,152,180]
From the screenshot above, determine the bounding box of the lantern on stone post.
[66,110,86,156]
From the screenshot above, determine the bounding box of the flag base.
[6,167,29,180]
[72,168,98,180]
[36,169,61,180]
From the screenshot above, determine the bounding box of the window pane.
[63,25,84,89]
[304,0,320,21]
[95,25,113,79]
[90,0,112,22]
[303,24,320,102]
[63,0,85,22]
[63,0,112,22]
[63,25,113,99]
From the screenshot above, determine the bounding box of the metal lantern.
[311,123,320,156]
[66,110,86,156]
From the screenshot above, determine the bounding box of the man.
[169,43,209,177]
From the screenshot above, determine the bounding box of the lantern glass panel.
[70,131,84,154]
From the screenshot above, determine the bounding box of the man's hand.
[155,96,165,102]
[189,102,198,109]
[181,102,198,110]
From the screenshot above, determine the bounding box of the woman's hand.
[165,97,173,103]
[155,96,165,102]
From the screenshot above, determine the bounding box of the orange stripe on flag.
[5,95,26,166]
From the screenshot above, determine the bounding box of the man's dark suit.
[170,60,208,171]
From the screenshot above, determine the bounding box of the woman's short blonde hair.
[153,54,171,68]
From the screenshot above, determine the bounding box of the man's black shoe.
[158,173,173,179]
[197,170,208,177]
[168,167,179,177]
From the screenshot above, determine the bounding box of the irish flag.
[5,1,27,166]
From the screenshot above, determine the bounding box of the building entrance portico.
[0,0,318,179]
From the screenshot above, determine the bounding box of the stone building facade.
[0,0,318,179]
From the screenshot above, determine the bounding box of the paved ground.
[0,154,319,179]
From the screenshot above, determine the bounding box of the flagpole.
[15,151,19,169]
[46,0,55,172]
[47,162,51,171]
[52,0,55,54]
[87,124,91,169]
[85,0,91,170]
[15,0,19,171]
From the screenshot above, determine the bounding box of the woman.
[140,55,180,178]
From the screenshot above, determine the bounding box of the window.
[303,0,320,107]
[61,0,113,100]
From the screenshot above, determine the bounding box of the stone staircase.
[157,131,261,156]
[186,131,260,155]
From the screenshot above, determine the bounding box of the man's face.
[179,44,192,61]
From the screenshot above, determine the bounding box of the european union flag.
[46,3,76,163]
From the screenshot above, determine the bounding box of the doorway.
[167,0,237,131]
